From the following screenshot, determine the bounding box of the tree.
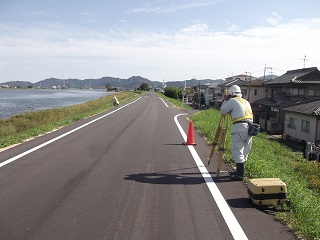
[138,83,150,91]
[164,86,181,99]
[105,84,112,91]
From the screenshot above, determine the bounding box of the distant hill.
[1,76,225,90]
[258,74,278,81]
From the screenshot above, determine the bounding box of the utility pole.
[269,67,273,79]
[248,73,252,102]
[198,79,201,110]
[264,66,273,80]
[300,54,309,68]
[244,71,251,101]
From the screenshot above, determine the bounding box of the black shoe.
[230,175,243,181]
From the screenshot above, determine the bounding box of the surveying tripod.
[208,114,229,176]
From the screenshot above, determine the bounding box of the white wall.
[284,112,317,142]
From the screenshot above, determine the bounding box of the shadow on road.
[124,172,205,185]
[227,197,256,209]
[124,166,221,185]
[124,165,239,186]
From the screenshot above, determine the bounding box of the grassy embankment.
[189,108,320,240]
[0,91,141,149]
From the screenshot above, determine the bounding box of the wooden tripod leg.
[217,126,227,176]
[208,131,221,165]
[208,116,225,165]
[208,128,220,165]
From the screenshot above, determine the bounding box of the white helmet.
[229,85,242,97]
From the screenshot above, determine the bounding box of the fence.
[306,142,320,162]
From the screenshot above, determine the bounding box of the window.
[207,89,214,94]
[287,88,305,95]
[292,88,298,95]
[299,88,305,95]
[308,89,315,96]
[301,120,310,133]
[242,89,247,96]
[271,88,281,95]
[254,89,258,95]
[270,107,279,118]
[288,117,296,129]
[308,89,320,96]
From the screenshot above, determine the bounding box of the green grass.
[0,91,141,148]
[190,108,320,240]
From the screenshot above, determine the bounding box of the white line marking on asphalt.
[174,114,248,240]
[158,97,169,107]
[0,97,142,168]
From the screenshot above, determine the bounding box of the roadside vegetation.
[190,108,320,240]
[0,91,141,149]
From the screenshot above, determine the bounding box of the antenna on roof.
[300,54,309,68]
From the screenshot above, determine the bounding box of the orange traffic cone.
[183,121,197,145]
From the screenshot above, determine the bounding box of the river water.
[0,89,113,119]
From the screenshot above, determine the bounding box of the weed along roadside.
[189,108,320,240]
[0,91,142,149]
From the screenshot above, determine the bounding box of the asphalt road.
[0,92,295,240]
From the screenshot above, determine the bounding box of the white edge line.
[174,114,248,240]
[0,97,142,168]
[158,97,169,107]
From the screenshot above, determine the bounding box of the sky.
[1,0,320,83]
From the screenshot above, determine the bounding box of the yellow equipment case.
[247,178,288,206]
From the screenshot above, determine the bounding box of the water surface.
[0,89,112,119]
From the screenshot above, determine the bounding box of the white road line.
[174,114,248,240]
[158,97,169,107]
[0,97,142,168]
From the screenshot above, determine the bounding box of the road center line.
[0,97,142,168]
[174,114,248,240]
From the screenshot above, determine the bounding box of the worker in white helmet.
[113,96,119,106]
[220,85,253,181]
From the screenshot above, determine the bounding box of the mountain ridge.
[1,76,225,89]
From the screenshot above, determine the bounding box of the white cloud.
[266,12,282,26]
[127,1,221,14]
[180,23,209,33]
[1,16,320,82]
[227,24,239,32]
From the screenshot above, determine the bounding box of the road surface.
[0,92,295,240]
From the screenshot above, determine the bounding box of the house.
[240,79,268,103]
[252,67,320,134]
[283,100,320,144]
[225,74,257,82]
[189,84,207,109]
[214,79,248,109]
[203,83,219,108]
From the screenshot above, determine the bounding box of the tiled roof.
[218,79,247,87]
[252,92,318,108]
[283,99,320,115]
[264,92,295,107]
[242,79,264,86]
[264,67,320,85]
